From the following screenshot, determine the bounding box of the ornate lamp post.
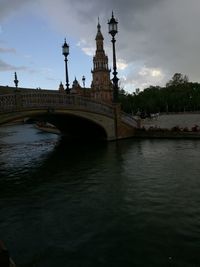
[14,72,19,88]
[108,11,119,103]
[62,39,70,93]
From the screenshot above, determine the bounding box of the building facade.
[67,21,113,103]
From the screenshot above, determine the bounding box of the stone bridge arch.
[21,109,115,140]
[0,92,139,140]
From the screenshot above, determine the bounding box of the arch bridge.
[0,90,139,140]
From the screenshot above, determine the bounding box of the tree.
[118,74,200,113]
[166,73,189,87]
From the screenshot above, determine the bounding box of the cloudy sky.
[0,0,200,92]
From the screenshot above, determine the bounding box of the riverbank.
[134,128,200,139]
[135,112,200,138]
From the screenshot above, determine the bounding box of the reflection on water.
[0,124,200,266]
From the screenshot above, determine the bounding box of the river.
[0,124,200,267]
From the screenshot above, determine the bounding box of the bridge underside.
[35,113,108,140]
[0,110,110,140]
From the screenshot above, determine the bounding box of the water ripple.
[1,127,200,266]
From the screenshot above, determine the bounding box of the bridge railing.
[0,92,114,117]
[0,94,16,111]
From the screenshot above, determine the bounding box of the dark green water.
[0,124,200,267]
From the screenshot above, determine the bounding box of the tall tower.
[91,21,113,103]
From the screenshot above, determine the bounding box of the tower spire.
[96,19,103,41]
[91,18,113,103]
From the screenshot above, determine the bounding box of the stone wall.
[140,113,200,131]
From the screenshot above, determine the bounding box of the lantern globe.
[108,12,118,37]
[62,39,69,57]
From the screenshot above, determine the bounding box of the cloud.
[0,59,28,72]
[77,39,95,57]
[0,59,14,71]
[138,67,163,79]
[117,59,128,70]
[0,0,33,21]
[1,0,200,91]
[36,0,200,90]
[0,47,16,53]
[120,65,165,90]
[0,60,14,71]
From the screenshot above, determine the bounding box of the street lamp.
[62,38,70,93]
[108,11,119,103]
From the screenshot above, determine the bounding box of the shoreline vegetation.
[119,73,200,115]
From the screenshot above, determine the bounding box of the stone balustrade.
[0,92,115,117]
